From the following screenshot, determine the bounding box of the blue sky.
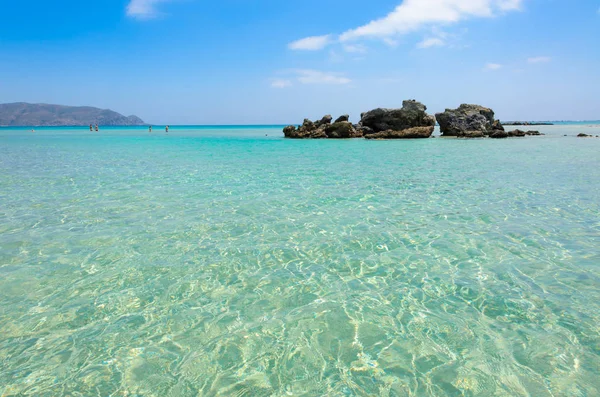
[1,0,599,124]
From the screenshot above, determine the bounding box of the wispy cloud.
[270,70,351,87]
[417,37,445,48]
[527,56,551,64]
[342,44,368,54]
[288,35,333,51]
[289,0,523,50]
[271,79,293,89]
[127,0,171,19]
[295,70,351,85]
[485,63,503,70]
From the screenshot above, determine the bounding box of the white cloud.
[288,35,333,51]
[270,70,351,87]
[127,0,171,19]
[290,0,523,50]
[485,63,503,70]
[383,37,399,47]
[340,0,523,41]
[295,70,351,85]
[342,44,368,54]
[417,37,445,48]
[271,79,293,88]
[527,56,551,64]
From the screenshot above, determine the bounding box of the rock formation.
[359,100,435,137]
[436,104,503,137]
[282,101,546,141]
[283,116,362,139]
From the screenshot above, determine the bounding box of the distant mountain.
[0,103,145,126]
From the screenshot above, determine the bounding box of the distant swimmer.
[31,129,35,133]
[90,124,93,132]
[149,125,152,133]
[95,124,99,132]
[165,125,169,133]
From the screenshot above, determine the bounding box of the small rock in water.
[490,130,509,139]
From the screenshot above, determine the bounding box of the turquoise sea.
[1,124,599,396]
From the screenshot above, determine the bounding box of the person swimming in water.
[149,125,152,133]
[90,124,93,132]
[95,124,99,132]
[165,125,169,133]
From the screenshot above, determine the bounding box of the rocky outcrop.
[359,100,435,135]
[283,100,435,139]
[283,116,361,139]
[282,101,545,140]
[324,122,363,138]
[436,104,502,137]
[283,119,327,139]
[364,126,435,140]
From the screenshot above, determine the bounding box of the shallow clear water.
[1,125,599,396]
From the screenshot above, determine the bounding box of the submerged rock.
[436,104,501,137]
[490,130,509,139]
[577,133,592,138]
[360,100,435,134]
[507,129,527,137]
[364,126,435,140]
[458,131,486,138]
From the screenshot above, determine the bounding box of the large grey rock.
[360,100,435,134]
[436,104,501,137]
[364,126,435,140]
[325,121,362,138]
[335,114,349,123]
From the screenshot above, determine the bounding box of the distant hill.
[0,103,145,126]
